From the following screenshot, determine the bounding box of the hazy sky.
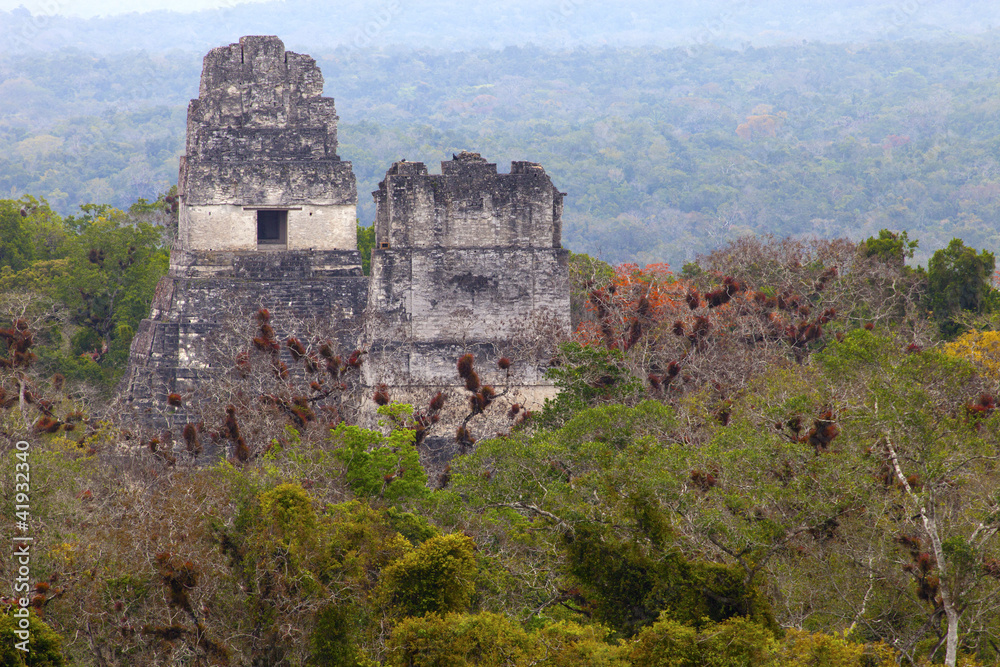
[0,0,267,16]
[2,0,999,56]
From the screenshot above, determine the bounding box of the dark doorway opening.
[257,210,287,246]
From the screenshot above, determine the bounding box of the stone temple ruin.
[122,35,570,438]
[364,154,569,391]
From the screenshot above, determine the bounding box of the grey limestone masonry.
[373,155,563,249]
[122,36,570,443]
[177,35,357,254]
[364,153,570,389]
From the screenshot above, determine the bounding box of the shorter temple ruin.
[364,153,569,390]
[121,36,570,454]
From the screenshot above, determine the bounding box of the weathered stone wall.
[121,250,368,423]
[180,204,357,252]
[374,155,563,250]
[364,152,571,392]
[177,35,357,254]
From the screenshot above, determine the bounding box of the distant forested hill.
[3,0,1000,54]
[3,37,1000,267]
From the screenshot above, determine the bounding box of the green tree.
[817,329,1000,666]
[629,616,897,667]
[565,526,778,637]
[540,342,644,427]
[332,404,430,504]
[309,604,364,667]
[259,482,318,545]
[55,205,168,375]
[0,610,67,667]
[859,229,918,266]
[358,222,375,276]
[0,199,36,272]
[0,197,67,271]
[771,628,896,667]
[386,613,629,667]
[629,614,778,667]
[927,239,996,337]
[386,612,535,667]
[449,402,789,636]
[379,532,478,618]
[217,474,415,663]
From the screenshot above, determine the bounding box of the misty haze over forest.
[3,0,1000,53]
[2,0,1000,266]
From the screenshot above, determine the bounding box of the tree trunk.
[943,601,959,667]
[886,437,959,667]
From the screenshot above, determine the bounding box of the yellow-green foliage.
[0,609,67,667]
[387,612,536,667]
[772,628,896,666]
[385,612,902,667]
[324,501,415,593]
[943,329,1000,377]
[628,614,778,667]
[309,603,364,667]
[306,501,417,665]
[379,532,478,617]
[260,482,318,543]
[532,621,628,667]
[241,492,417,597]
[386,613,628,667]
[629,620,899,667]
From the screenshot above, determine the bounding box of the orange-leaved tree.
[572,261,842,398]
